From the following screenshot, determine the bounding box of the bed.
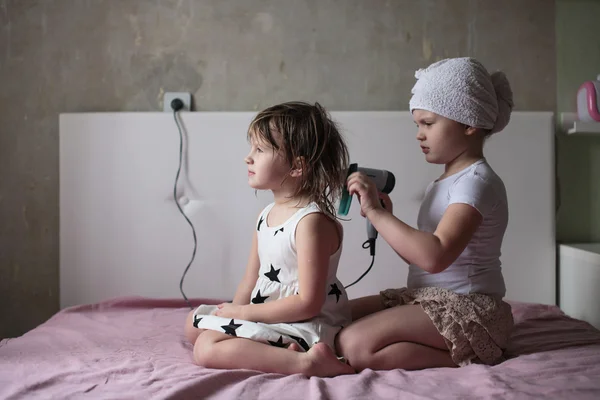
[1,296,600,399]
[3,111,590,399]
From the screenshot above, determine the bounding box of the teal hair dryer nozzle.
[339,163,396,216]
[339,163,396,258]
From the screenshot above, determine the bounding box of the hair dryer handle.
[367,219,378,240]
[366,198,387,256]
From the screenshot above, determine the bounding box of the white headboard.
[59,111,555,308]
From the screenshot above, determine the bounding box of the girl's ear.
[289,157,305,178]
[464,125,479,136]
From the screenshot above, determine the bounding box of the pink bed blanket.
[1,297,600,399]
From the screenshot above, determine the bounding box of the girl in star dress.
[184,101,354,377]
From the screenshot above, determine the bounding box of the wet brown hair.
[248,101,349,217]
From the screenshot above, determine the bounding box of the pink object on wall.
[577,75,600,122]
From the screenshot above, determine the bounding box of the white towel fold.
[409,57,514,134]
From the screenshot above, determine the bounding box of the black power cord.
[344,239,375,289]
[171,98,196,310]
[345,201,386,289]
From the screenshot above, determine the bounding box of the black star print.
[274,227,284,236]
[221,319,242,337]
[268,336,287,348]
[251,290,269,304]
[193,315,202,328]
[288,335,310,352]
[328,283,342,303]
[257,216,264,231]
[264,265,281,282]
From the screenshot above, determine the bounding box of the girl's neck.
[272,186,310,209]
[442,148,484,180]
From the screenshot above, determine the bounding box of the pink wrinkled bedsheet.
[1,297,600,399]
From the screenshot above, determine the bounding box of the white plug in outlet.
[163,92,192,112]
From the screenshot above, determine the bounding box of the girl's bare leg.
[336,304,456,371]
[347,295,386,321]
[193,330,355,377]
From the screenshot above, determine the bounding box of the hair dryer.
[339,163,396,255]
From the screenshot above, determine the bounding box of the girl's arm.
[240,213,338,324]
[231,230,260,305]
[348,172,482,274]
[365,204,481,273]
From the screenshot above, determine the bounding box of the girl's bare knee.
[193,330,229,367]
[192,331,215,366]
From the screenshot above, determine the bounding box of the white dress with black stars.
[192,202,351,352]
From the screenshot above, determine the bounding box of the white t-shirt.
[407,159,508,297]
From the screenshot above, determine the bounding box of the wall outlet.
[163,92,192,112]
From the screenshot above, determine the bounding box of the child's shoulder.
[296,203,342,233]
[298,202,338,224]
[295,205,342,252]
[449,160,507,206]
[454,159,505,188]
[471,159,503,181]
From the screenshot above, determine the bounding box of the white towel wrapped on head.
[409,57,514,134]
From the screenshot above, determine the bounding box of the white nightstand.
[559,243,600,329]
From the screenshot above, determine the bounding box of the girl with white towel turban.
[336,57,515,370]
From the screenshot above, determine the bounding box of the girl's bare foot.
[288,343,301,352]
[302,343,355,377]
